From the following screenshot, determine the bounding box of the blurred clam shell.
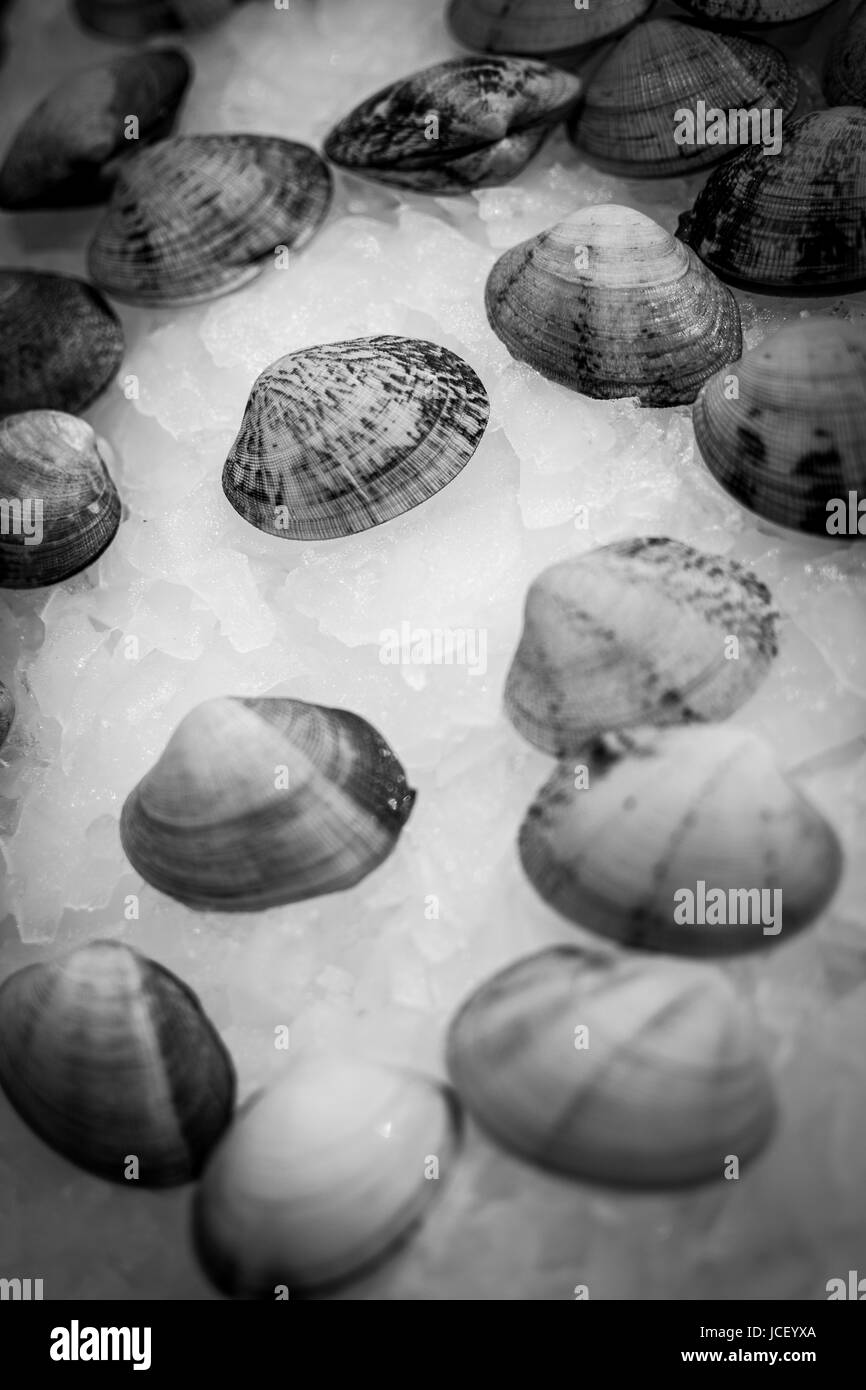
[485,204,742,405]
[0,411,122,589]
[504,537,778,756]
[0,940,235,1185]
[0,269,124,416]
[0,49,192,210]
[195,1056,461,1297]
[672,0,835,24]
[693,317,866,537]
[447,945,777,1185]
[324,56,581,193]
[73,0,236,39]
[120,696,416,911]
[223,336,489,540]
[448,0,652,65]
[570,19,797,178]
[824,0,866,107]
[677,108,866,293]
[519,724,843,954]
[0,679,13,748]
[88,134,332,306]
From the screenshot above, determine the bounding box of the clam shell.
[824,0,866,108]
[324,57,581,194]
[0,679,13,748]
[0,940,235,1185]
[88,134,332,306]
[223,336,489,541]
[120,696,416,911]
[504,537,778,756]
[448,0,652,65]
[672,0,835,25]
[195,1056,461,1297]
[570,19,797,178]
[519,724,843,954]
[693,317,866,537]
[446,945,776,1186]
[0,411,122,589]
[485,204,742,406]
[73,0,235,39]
[0,269,124,416]
[0,49,192,210]
[677,108,866,294]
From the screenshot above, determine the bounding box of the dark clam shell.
[87,134,332,306]
[677,108,866,293]
[824,0,866,108]
[447,0,652,66]
[73,0,236,39]
[324,56,581,194]
[671,0,835,25]
[0,49,192,210]
[0,270,124,416]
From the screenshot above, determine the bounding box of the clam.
[671,0,835,25]
[676,108,866,294]
[195,1056,460,1297]
[0,49,192,210]
[73,0,236,39]
[824,1,866,108]
[519,724,843,955]
[87,134,332,306]
[0,940,235,1185]
[485,204,742,406]
[120,697,416,911]
[0,270,124,416]
[447,0,652,67]
[569,19,797,178]
[323,57,581,194]
[504,537,778,756]
[446,945,776,1186]
[223,336,489,541]
[0,412,122,589]
[693,317,866,538]
[0,679,13,749]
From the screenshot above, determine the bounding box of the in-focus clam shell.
[0,269,124,416]
[0,940,235,1185]
[73,0,235,39]
[0,679,13,748]
[446,945,776,1186]
[677,108,866,294]
[88,134,332,306]
[570,19,797,178]
[504,537,778,756]
[223,336,489,541]
[0,411,122,589]
[693,317,866,537]
[324,56,581,194]
[486,204,742,406]
[0,49,192,210]
[672,0,835,25]
[824,0,866,108]
[519,724,843,954]
[448,0,652,65]
[120,696,416,911]
[194,1056,461,1296]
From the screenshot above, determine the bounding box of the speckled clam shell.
[324,57,581,194]
[504,537,779,756]
[693,318,866,538]
[448,0,652,66]
[0,411,122,589]
[73,0,235,39]
[0,940,235,1185]
[88,134,332,306]
[672,0,835,25]
[0,49,192,210]
[677,109,866,294]
[486,204,742,406]
[570,19,797,179]
[824,1,866,108]
[447,946,776,1186]
[0,270,124,416]
[519,724,842,955]
[0,679,13,748]
[120,697,416,912]
[195,1057,461,1297]
[223,336,489,541]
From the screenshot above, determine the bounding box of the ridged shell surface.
[448,0,652,64]
[824,1,866,107]
[672,0,835,24]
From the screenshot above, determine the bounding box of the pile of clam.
[0,0,860,1301]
